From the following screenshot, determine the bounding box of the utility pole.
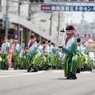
[49,13,52,36]
[57,11,60,41]
[66,13,68,26]
[82,12,84,20]
[40,19,46,42]
[18,0,21,44]
[81,12,85,42]
[28,2,32,21]
[5,0,9,39]
[39,21,41,43]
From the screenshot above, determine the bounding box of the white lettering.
[83,6,87,12]
[56,6,60,11]
[60,6,64,11]
[74,6,79,11]
[79,6,83,11]
[51,6,56,11]
[70,6,74,11]
[65,6,70,11]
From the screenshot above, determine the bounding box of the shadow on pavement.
[57,78,66,80]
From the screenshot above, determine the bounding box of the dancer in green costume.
[27,35,38,72]
[41,40,50,70]
[62,25,78,79]
[77,38,90,71]
[76,38,84,73]
[13,39,21,69]
[1,37,10,70]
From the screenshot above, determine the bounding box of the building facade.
[0,0,66,47]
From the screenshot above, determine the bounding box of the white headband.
[66,30,75,34]
[14,40,18,42]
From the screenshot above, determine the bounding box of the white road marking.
[0,70,26,73]
[0,71,45,78]
[80,71,91,74]
[53,70,92,74]
[52,70,63,73]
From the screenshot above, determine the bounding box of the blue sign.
[14,30,19,35]
[41,5,95,12]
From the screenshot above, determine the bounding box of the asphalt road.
[0,69,95,95]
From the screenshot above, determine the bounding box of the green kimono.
[62,36,78,78]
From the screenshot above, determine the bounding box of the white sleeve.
[1,44,4,52]
[28,40,31,48]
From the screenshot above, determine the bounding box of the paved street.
[0,69,95,95]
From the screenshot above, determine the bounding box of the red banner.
[74,34,91,38]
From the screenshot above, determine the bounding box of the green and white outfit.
[13,44,21,69]
[1,42,10,69]
[32,44,44,70]
[62,36,78,78]
[41,45,50,70]
[77,44,88,70]
[1,42,10,54]
[27,41,38,71]
[79,44,89,55]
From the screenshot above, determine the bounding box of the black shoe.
[38,67,42,71]
[18,65,22,69]
[5,65,8,70]
[66,77,70,79]
[71,74,77,79]
[52,66,56,69]
[27,66,31,72]
[76,68,80,73]
[14,65,18,70]
[31,68,38,72]
[3,64,8,70]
